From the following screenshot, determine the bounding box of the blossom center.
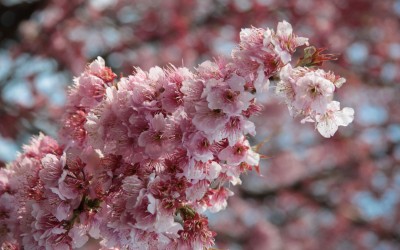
[223,89,238,102]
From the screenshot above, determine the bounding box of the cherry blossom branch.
[0,21,354,249]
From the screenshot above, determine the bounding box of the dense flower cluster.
[0,21,353,249]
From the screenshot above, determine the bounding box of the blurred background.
[1,0,400,249]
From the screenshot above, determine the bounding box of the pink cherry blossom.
[272,20,309,64]
[208,187,234,213]
[39,153,65,188]
[185,132,214,162]
[192,100,229,138]
[206,74,254,115]
[315,101,355,138]
[138,113,173,159]
[293,70,335,113]
[219,139,252,165]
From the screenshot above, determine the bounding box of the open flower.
[293,70,335,114]
[138,113,172,159]
[206,74,254,115]
[272,20,309,64]
[315,101,354,138]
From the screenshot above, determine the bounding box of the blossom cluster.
[276,64,354,138]
[0,21,353,249]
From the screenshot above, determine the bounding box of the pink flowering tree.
[0,21,353,249]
